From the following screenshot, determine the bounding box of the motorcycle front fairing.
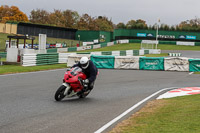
[63,67,87,92]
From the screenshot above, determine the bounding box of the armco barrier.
[101,43,107,48]
[76,49,160,56]
[57,48,68,53]
[47,48,57,53]
[93,44,101,49]
[56,40,132,53]
[22,53,75,66]
[133,50,139,56]
[53,39,197,54]
[22,54,37,66]
[112,51,120,56]
[36,53,58,65]
[102,51,112,55]
[68,47,77,52]
[21,49,160,67]
[107,42,114,46]
[22,53,200,72]
[120,51,126,56]
[0,52,6,58]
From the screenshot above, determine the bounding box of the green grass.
[0,64,67,75]
[81,43,141,52]
[110,94,200,133]
[78,43,200,53]
[158,44,200,50]
[145,53,168,57]
[194,72,200,74]
[33,36,80,47]
[0,58,6,62]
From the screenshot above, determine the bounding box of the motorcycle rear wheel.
[55,85,66,101]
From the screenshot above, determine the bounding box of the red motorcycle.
[54,67,90,101]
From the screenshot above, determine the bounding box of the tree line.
[1,5,200,32]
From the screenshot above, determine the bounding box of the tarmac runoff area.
[157,87,200,99]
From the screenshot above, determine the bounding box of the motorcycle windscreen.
[71,67,82,75]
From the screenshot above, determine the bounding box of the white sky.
[1,0,200,26]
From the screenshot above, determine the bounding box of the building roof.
[18,22,77,32]
[7,35,35,40]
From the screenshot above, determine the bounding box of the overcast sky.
[1,0,200,26]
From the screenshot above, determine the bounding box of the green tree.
[29,9,49,24]
[160,24,170,30]
[63,10,80,28]
[126,19,147,29]
[116,22,126,29]
[49,9,65,27]
[77,13,92,30]
[126,20,136,29]
[178,17,200,31]
[135,19,148,29]
[94,16,114,31]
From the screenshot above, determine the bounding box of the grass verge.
[109,94,200,133]
[194,72,200,74]
[79,43,200,53]
[0,64,67,75]
[145,53,168,57]
[1,58,6,62]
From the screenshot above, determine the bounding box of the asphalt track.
[0,68,199,133]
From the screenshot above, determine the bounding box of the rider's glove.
[83,79,89,84]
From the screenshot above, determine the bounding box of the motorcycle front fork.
[62,83,71,95]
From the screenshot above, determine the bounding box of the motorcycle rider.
[72,56,98,95]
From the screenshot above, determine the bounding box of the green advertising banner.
[139,57,164,70]
[189,59,200,72]
[90,55,115,69]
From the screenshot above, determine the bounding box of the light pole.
[155,18,160,49]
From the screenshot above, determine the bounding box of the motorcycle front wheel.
[55,85,66,101]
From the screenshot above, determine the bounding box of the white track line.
[0,68,65,77]
[94,87,177,133]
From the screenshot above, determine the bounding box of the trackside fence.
[68,55,200,72]
[22,53,200,72]
[20,39,200,71]
[0,52,6,58]
[21,49,159,67]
